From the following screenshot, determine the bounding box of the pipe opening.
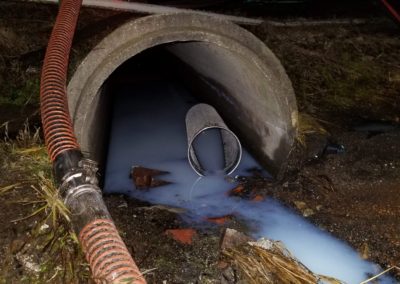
[186,104,242,176]
[68,14,297,180]
[101,42,266,181]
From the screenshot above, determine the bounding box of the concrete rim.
[67,13,298,176]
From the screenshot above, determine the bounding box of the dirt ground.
[0,1,399,283]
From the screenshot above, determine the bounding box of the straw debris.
[297,112,328,147]
[222,237,344,284]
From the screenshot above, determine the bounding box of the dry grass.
[11,173,70,227]
[15,120,41,147]
[297,112,328,146]
[222,238,344,284]
[0,127,89,283]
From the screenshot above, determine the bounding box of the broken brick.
[252,195,265,202]
[165,229,197,245]
[205,215,232,225]
[130,166,172,189]
[226,185,244,197]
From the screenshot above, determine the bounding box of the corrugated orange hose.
[80,219,146,283]
[40,0,146,282]
[40,0,81,161]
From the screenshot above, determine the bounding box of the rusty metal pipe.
[40,0,146,282]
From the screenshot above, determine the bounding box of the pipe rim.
[187,126,243,176]
[68,13,298,177]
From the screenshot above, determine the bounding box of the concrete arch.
[67,13,298,177]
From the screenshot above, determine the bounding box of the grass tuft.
[0,125,89,283]
[297,112,328,146]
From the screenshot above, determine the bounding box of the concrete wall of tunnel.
[67,13,298,177]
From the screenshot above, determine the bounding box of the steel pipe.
[186,104,242,176]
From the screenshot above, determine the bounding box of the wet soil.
[103,196,223,283]
[0,1,399,283]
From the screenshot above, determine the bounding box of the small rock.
[16,251,40,274]
[227,185,244,197]
[39,223,50,232]
[359,242,370,260]
[220,228,253,250]
[316,205,323,211]
[248,238,275,250]
[39,223,50,233]
[26,66,39,74]
[117,201,128,208]
[252,195,265,202]
[303,208,315,217]
[294,201,307,210]
[220,266,237,284]
[143,205,186,214]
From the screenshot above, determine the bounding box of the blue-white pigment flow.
[192,128,225,174]
[104,80,395,284]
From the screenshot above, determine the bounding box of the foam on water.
[104,80,395,283]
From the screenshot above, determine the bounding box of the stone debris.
[294,200,315,217]
[205,215,233,225]
[220,228,254,250]
[130,166,172,189]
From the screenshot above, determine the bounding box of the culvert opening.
[101,42,263,182]
[100,43,255,182]
[102,42,266,193]
[67,14,298,181]
[103,45,249,178]
[76,40,297,181]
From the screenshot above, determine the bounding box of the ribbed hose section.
[41,1,147,282]
[80,219,146,284]
[40,0,81,161]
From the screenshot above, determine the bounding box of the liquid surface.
[105,80,394,283]
[192,128,225,175]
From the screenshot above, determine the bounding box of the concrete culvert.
[68,13,298,178]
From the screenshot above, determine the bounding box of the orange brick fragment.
[205,215,232,225]
[165,229,196,245]
[252,195,264,202]
[227,185,244,196]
